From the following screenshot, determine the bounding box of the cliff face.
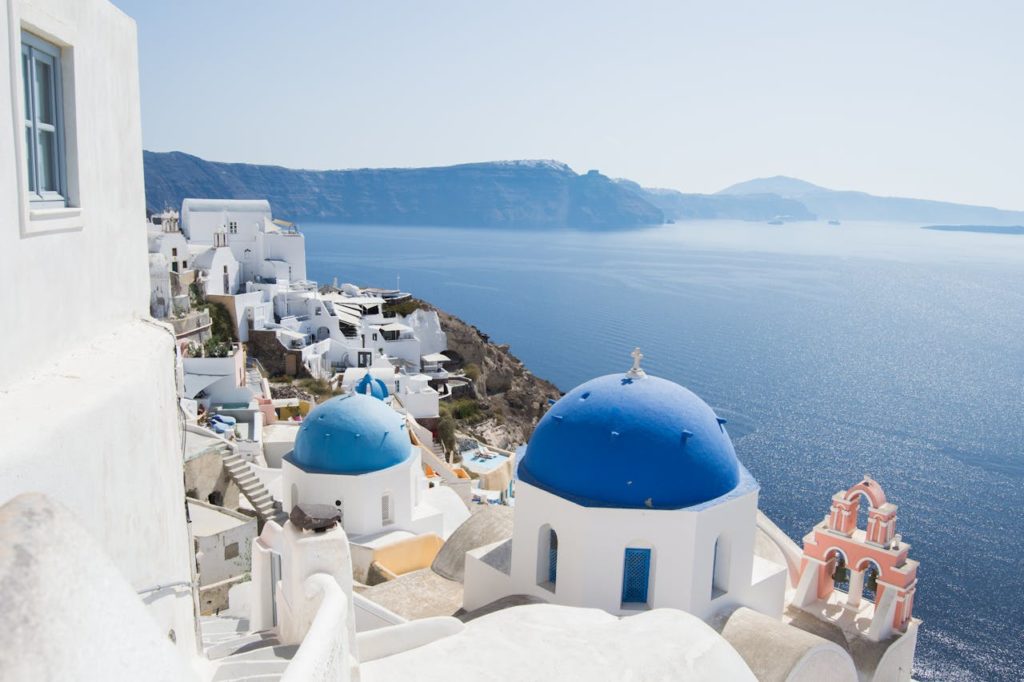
[424,302,561,450]
[144,152,664,230]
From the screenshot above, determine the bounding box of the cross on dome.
[627,347,647,378]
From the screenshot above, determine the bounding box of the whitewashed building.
[463,360,787,619]
[282,392,450,539]
[181,198,307,284]
[0,0,197,664]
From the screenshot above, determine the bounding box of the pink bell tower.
[793,476,919,642]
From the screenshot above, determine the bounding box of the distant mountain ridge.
[716,175,1024,225]
[143,153,1024,228]
[143,152,663,230]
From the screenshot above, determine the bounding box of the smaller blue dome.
[290,393,410,474]
[356,372,389,400]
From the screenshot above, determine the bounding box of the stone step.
[205,631,280,660]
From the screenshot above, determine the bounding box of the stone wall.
[248,328,308,378]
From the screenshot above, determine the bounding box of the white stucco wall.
[200,247,240,296]
[282,452,444,540]
[403,309,447,357]
[189,500,257,587]
[464,476,786,620]
[0,0,196,659]
[0,0,149,386]
[262,231,307,282]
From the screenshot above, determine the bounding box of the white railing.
[281,573,352,682]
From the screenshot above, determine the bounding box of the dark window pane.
[38,129,57,191]
[22,50,31,121]
[25,126,35,192]
[34,58,54,125]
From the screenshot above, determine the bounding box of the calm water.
[303,220,1024,681]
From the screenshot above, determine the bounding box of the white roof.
[183,373,223,399]
[421,352,450,363]
[360,604,756,681]
[187,501,252,537]
[379,322,412,333]
[181,198,271,213]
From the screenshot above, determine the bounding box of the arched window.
[860,559,882,603]
[537,525,558,591]
[826,548,849,593]
[621,547,652,607]
[712,536,729,598]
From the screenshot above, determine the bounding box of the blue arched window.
[621,547,652,605]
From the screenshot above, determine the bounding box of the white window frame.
[10,9,82,236]
[21,31,67,208]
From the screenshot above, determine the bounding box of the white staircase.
[222,450,285,524]
[201,615,295,682]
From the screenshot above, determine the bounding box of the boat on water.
[828,219,841,226]
[767,219,784,225]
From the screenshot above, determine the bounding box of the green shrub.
[202,338,232,358]
[383,298,426,317]
[437,415,456,452]
[449,399,480,420]
[198,300,237,343]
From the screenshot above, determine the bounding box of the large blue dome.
[518,373,741,509]
[290,393,411,475]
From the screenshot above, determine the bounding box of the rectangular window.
[621,548,652,605]
[548,530,558,584]
[21,32,66,208]
[182,260,187,269]
[172,247,178,257]
[224,542,239,560]
[228,221,238,234]
[381,494,393,525]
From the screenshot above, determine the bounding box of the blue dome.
[290,393,410,474]
[518,373,741,509]
[355,372,389,400]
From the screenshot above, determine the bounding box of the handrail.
[281,573,351,682]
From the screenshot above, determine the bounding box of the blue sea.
[303,219,1024,681]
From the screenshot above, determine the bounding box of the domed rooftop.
[356,372,389,401]
[518,360,741,509]
[290,393,411,475]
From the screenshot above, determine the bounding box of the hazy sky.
[112,1,1024,209]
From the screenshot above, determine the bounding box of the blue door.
[622,548,651,604]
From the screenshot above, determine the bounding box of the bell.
[831,561,849,584]
[865,569,878,593]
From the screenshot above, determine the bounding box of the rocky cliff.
[144,151,664,230]
[405,300,561,450]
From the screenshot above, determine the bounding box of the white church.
[463,353,787,619]
[281,389,451,540]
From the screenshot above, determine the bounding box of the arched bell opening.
[858,559,883,604]
[826,548,850,593]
